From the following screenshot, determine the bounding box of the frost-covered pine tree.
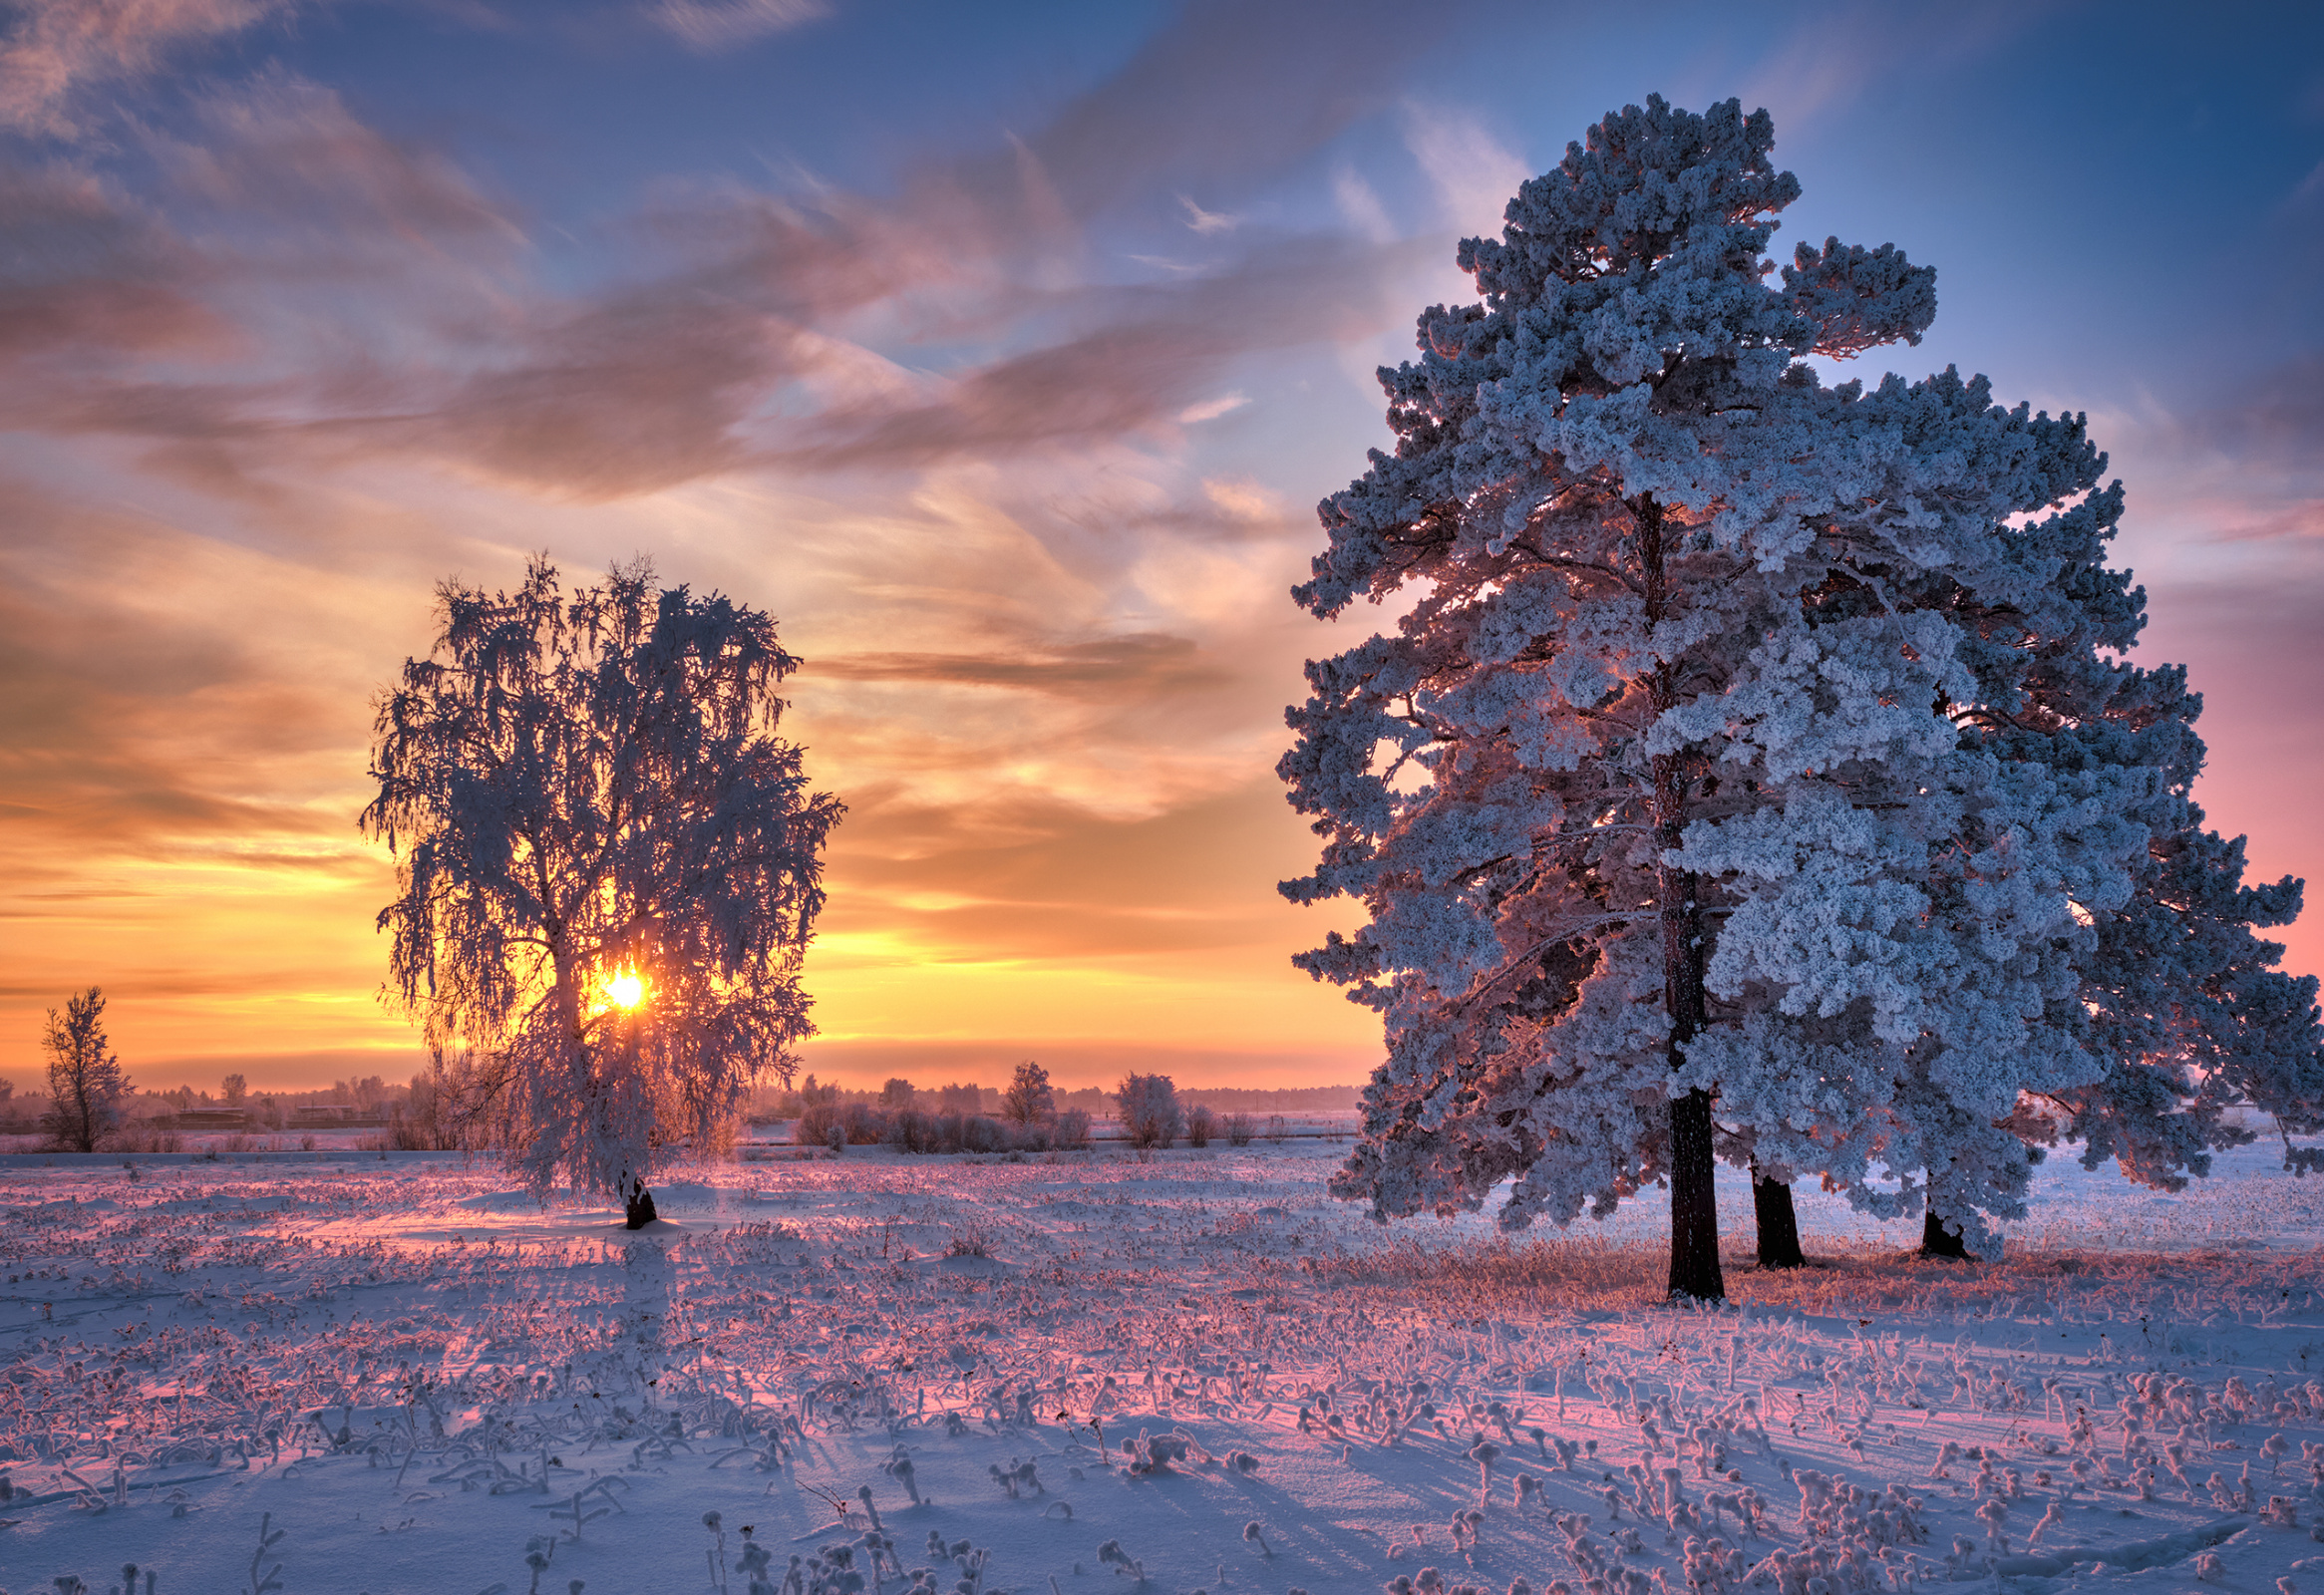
[1998,657,2324,1235]
[1280,95,2318,1296]
[364,558,841,1224]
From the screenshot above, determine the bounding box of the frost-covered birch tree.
[1279,95,2319,1297]
[363,558,841,1225]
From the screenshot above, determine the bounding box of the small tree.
[43,986,127,1152]
[1002,1060,1054,1125]
[1118,1073,1182,1149]
[879,1077,916,1110]
[363,557,841,1225]
[220,1073,248,1107]
[936,1082,982,1115]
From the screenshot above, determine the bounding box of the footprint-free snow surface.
[3,1139,2323,1595]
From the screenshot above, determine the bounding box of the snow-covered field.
[4,1141,2323,1595]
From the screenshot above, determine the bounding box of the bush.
[1265,1114,1288,1143]
[1118,1074,1182,1149]
[796,1099,893,1146]
[1223,1112,1254,1147]
[387,1053,502,1151]
[795,1100,838,1145]
[114,1120,182,1154]
[1184,1104,1215,1147]
[1052,1108,1091,1150]
[861,1108,1047,1155]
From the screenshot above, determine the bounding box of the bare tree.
[363,558,841,1226]
[1002,1060,1054,1125]
[44,986,127,1152]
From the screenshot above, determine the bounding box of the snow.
[2,1140,2322,1595]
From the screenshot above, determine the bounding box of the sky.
[3,0,2321,1097]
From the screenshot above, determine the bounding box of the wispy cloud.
[648,0,828,51]
[0,0,301,134]
[1178,194,1237,234]
[1401,102,1527,237]
[1177,393,1248,425]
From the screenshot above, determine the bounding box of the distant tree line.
[744,1073,1359,1122]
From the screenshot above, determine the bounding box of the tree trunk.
[1920,1210,1971,1260]
[1668,1088,1722,1299]
[1753,1172,1805,1268]
[624,1182,659,1229]
[1641,493,1724,1304]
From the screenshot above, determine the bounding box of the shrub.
[1185,1105,1215,1147]
[387,1052,502,1151]
[114,1121,182,1154]
[1223,1112,1255,1147]
[1118,1074,1182,1149]
[959,1114,1008,1153]
[868,1109,1048,1155]
[1265,1114,1288,1144]
[795,1100,841,1145]
[1052,1108,1092,1150]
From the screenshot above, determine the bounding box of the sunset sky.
[4,1,2321,1096]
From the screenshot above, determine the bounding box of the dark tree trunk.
[1668,1088,1722,1299]
[1920,1210,1971,1260]
[624,1183,659,1229]
[1641,493,1724,1304]
[1753,1172,1805,1268]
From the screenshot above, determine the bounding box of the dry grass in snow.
[0,1140,2320,1595]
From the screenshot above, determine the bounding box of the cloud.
[163,75,525,256]
[1401,103,1528,237]
[997,0,1451,223]
[401,290,808,497]
[1330,164,1396,244]
[812,779,1326,962]
[647,0,827,51]
[0,0,1461,503]
[0,481,400,871]
[815,633,1226,700]
[1177,393,1248,424]
[0,0,300,135]
[0,159,222,365]
[1730,1,2048,133]
[2206,352,2324,465]
[1179,194,1237,235]
[768,234,1428,471]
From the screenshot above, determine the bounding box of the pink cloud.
[0,0,301,135]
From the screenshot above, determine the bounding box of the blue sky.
[3,0,2320,1091]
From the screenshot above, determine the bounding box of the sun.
[605,969,645,1010]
